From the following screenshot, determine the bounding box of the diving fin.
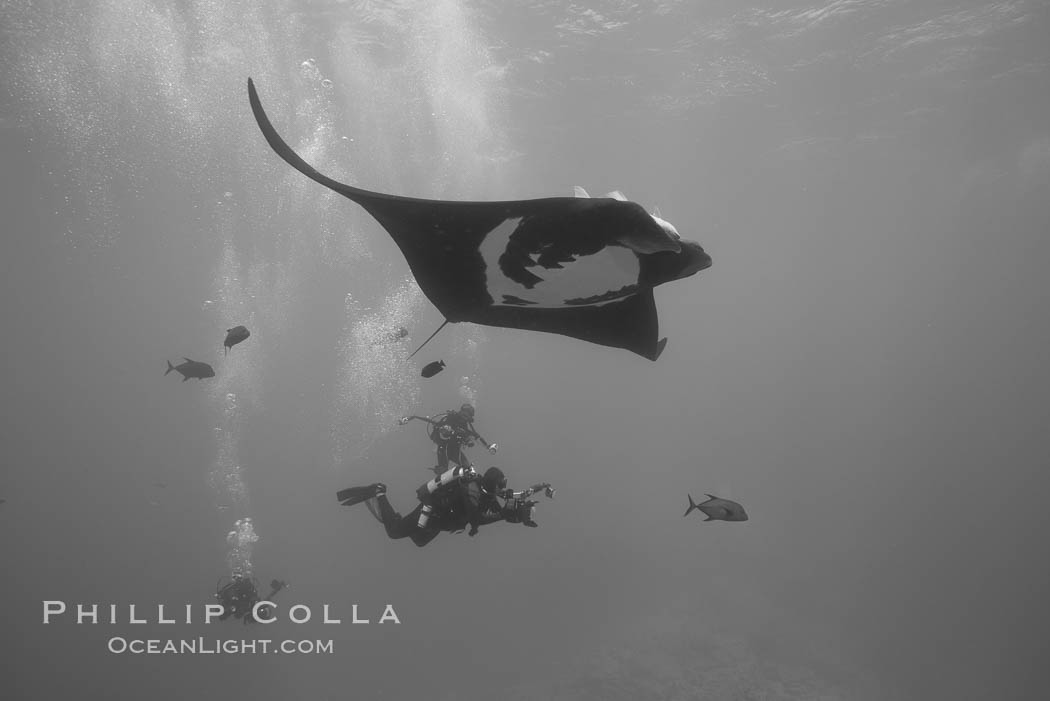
[337,486,378,507]
[362,497,384,524]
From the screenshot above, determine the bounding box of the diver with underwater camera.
[336,465,554,548]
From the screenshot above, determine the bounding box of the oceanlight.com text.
[106,637,334,655]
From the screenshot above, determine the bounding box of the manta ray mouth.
[692,249,713,274]
[638,240,711,288]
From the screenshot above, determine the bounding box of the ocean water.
[1,2,1048,699]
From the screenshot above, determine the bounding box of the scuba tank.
[415,464,477,529]
[427,412,454,443]
[416,464,476,501]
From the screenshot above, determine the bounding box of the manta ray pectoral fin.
[248,78,375,208]
[573,186,590,198]
[604,191,628,201]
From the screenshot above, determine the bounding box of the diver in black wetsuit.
[216,577,288,624]
[399,404,498,473]
[337,467,553,548]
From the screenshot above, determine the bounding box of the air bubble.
[299,58,320,80]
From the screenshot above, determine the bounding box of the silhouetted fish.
[421,360,446,378]
[224,325,250,355]
[165,358,215,381]
[373,326,409,345]
[683,493,748,522]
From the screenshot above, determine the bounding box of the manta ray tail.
[407,319,450,360]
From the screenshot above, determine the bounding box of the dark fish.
[373,326,409,345]
[224,325,250,355]
[249,79,712,362]
[683,493,748,522]
[421,360,446,378]
[165,358,216,382]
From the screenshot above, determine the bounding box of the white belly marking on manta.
[478,217,640,308]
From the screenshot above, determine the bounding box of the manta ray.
[247,78,711,360]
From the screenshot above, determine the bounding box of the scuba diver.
[398,403,497,474]
[337,466,554,548]
[215,576,288,624]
